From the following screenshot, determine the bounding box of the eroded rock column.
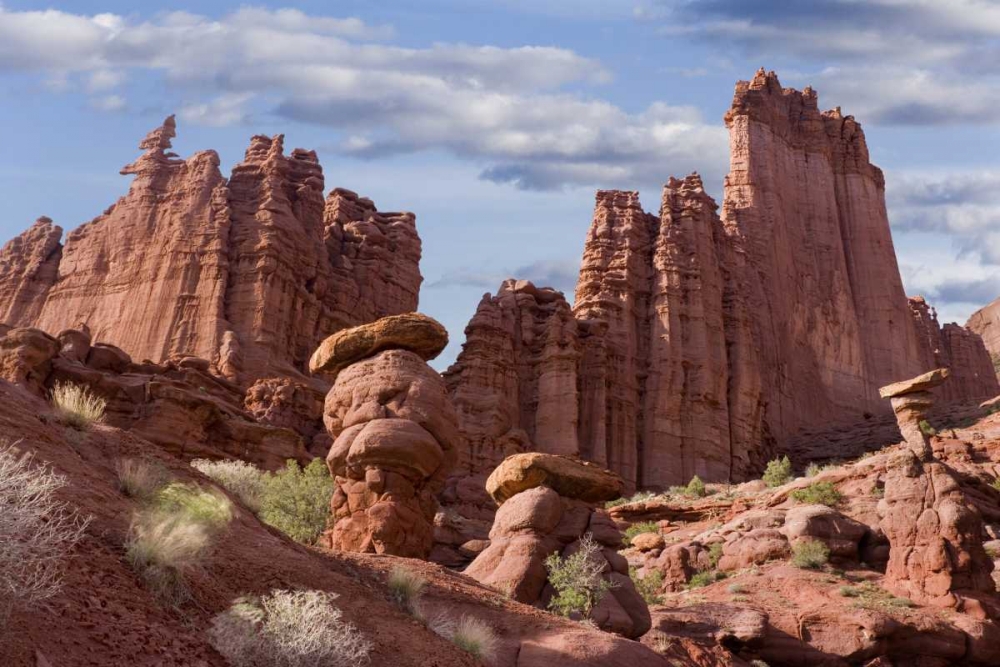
[878,369,996,616]
[310,313,458,558]
[464,452,651,639]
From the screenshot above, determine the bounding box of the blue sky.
[1,1,999,368]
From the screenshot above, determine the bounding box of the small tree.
[545,533,615,618]
[762,456,793,488]
[685,475,707,498]
[260,459,334,544]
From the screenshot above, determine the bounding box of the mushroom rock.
[877,370,996,615]
[465,453,650,639]
[316,315,459,558]
[446,71,997,491]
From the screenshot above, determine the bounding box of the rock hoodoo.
[0,117,422,389]
[465,453,651,639]
[877,370,996,615]
[445,70,1000,490]
[316,314,458,558]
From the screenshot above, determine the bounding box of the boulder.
[780,505,868,559]
[0,327,60,391]
[879,368,950,399]
[309,312,447,378]
[717,528,791,571]
[486,452,624,505]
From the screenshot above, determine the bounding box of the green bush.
[991,477,1000,492]
[805,463,821,477]
[763,456,793,487]
[622,521,659,546]
[790,482,842,507]
[191,459,266,513]
[791,540,830,569]
[918,420,937,436]
[629,567,663,605]
[545,533,615,618]
[259,459,333,544]
[686,570,720,589]
[707,542,724,568]
[838,585,860,597]
[155,482,233,528]
[686,475,707,498]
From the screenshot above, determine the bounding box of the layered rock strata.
[877,370,996,615]
[465,453,650,639]
[0,325,304,468]
[0,117,421,394]
[315,314,458,558]
[446,70,999,490]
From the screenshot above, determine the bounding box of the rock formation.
[0,117,421,392]
[446,70,999,491]
[877,370,996,615]
[967,298,1000,373]
[464,453,650,639]
[313,314,458,558]
[0,324,304,468]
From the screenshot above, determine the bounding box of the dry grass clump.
[50,382,106,429]
[0,441,88,629]
[116,457,170,501]
[790,539,830,569]
[209,589,372,667]
[388,566,427,616]
[125,482,232,603]
[191,458,266,512]
[430,614,498,663]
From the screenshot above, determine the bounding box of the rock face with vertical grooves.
[0,118,422,392]
[445,71,998,491]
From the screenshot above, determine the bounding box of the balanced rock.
[309,312,448,378]
[467,454,649,639]
[486,452,625,505]
[318,325,459,558]
[879,368,950,399]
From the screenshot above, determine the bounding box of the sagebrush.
[209,589,372,667]
[260,459,333,544]
[791,539,830,569]
[545,533,615,618]
[51,382,106,428]
[0,442,88,629]
[191,458,266,512]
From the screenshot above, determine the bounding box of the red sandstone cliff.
[967,298,1000,376]
[0,118,421,388]
[446,71,998,490]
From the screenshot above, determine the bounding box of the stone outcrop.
[967,297,1000,374]
[0,117,422,394]
[465,453,650,639]
[446,70,999,491]
[0,325,305,468]
[877,371,996,615]
[317,315,459,558]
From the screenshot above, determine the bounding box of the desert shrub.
[387,566,426,616]
[50,382,106,428]
[116,457,170,501]
[805,463,822,477]
[839,585,860,597]
[707,542,724,568]
[991,477,1000,492]
[126,483,232,603]
[984,544,1000,559]
[763,456,793,487]
[545,533,615,618]
[749,661,771,667]
[629,567,663,605]
[605,490,656,509]
[155,482,233,528]
[727,583,745,594]
[918,419,937,436]
[791,540,830,569]
[430,614,498,662]
[686,475,707,498]
[0,442,88,628]
[259,459,333,544]
[790,481,842,507]
[622,521,659,546]
[192,459,266,513]
[209,589,372,667]
[686,570,721,589]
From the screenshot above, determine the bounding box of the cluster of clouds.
[0,5,726,191]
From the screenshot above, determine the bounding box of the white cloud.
[0,6,725,191]
[89,94,125,112]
